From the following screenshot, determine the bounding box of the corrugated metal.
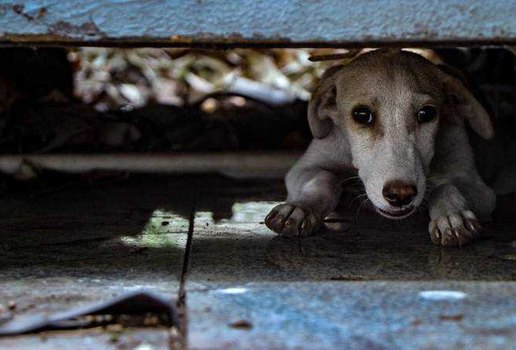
[0,0,514,47]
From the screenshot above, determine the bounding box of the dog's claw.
[464,218,482,237]
[265,203,322,237]
[300,218,311,236]
[265,210,277,223]
[429,210,479,247]
[464,219,476,232]
[429,221,441,245]
[442,229,456,246]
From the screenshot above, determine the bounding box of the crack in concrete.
[173,184,199,349]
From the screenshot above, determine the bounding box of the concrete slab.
[188,281,516,349]
[188,179,285,285]
[265,216,516,281]
[1,176,514,348]
[186,178,515,349]
[0,176,191,343]
[188,180,515,284]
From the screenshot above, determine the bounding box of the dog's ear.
[437,68,494,140]
[308,65,342,139]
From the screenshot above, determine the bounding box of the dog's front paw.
[428,210,482,247]
[265,203,322,237]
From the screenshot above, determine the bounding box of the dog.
[265,49,496,247]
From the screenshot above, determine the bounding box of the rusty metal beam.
[0,0,514,47]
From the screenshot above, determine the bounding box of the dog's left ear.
[307,65,343,139]
[437,69,494,140]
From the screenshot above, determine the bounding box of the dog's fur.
[265,49,496,246]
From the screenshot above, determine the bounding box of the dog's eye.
[352,107,374,125]
[417,106,437,123]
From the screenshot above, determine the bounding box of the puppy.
[265,49,496,247]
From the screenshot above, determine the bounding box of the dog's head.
[308,49,493,219]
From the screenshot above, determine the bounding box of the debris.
[439,314,464,321]
[0,291,176,336]
[499,254,516,261]
[228,320,253,329]
[7,301,16,311]
[70,48,339,110]
[308,49,360,62]
[109,331,121,343]
[12,160,38,181]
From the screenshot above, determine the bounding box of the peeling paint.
[48,20,105,38]
[0,0,513,47]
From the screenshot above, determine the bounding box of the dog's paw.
[428,210,482,247]
[265,203,322,237]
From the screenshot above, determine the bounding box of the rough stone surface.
[188,282,516,350]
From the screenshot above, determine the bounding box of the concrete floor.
[0,175,514,349]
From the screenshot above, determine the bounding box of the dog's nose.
[382,180,417,207]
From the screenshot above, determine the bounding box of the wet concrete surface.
[0,175,514,348]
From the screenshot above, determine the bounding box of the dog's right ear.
[308,65,342,139]
[436,67,494,140]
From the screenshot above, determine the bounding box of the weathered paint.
[0,0,514,47]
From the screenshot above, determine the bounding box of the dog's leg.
[265,138,349,237]
[428,182,494,246]
[265,166,342,236]
[428,125,496,246]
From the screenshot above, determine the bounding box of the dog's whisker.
[349,193,368,208]
[354,198,371,224]
[339,176,361,185]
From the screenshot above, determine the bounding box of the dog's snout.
[382,180,417,207]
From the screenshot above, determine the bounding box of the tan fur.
[265,49,495,247]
